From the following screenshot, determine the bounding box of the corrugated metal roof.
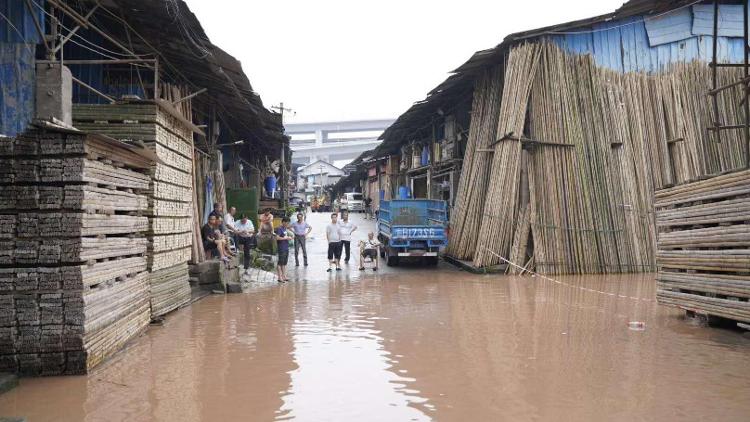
[63,0,284,155]
[0,0,44,43]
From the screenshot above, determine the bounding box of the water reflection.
[278,279,430,421]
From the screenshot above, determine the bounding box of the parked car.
[340,192,365,212]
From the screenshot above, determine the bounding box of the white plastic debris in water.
[628,321,646,331]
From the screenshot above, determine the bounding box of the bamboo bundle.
[473,43,542,267]
[446,65,505,259]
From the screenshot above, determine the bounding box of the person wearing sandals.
[275,217,293,282]
[359,232,381,271]
[338,211,357,263]
[202,215,232,263]
[326,213,342,272]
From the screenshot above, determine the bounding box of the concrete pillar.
[315,129,325,146]
[36,63,72,125]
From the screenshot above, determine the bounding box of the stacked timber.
[73,103,195,317]
[655,169,750,324]
[0,126,152,375]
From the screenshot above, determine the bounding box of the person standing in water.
[275,217,293,282]
[291,213,312,266]
[338,210,357,263]
[326,213,342,272]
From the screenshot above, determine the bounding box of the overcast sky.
[184,0,625,124]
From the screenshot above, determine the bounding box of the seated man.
[202,215,231,262]
[234,214,256,273]
[359,231,381,271]
[224,206,238,236]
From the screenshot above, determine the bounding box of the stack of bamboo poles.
[655,169,750,323]
[447,40,749,274]
[473,43,542,267]
[446,65,505,259]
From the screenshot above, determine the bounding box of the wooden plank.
[15,213,148,238]
[62,256,148,289]
[150,216,192,235]
[148,200,192,217]
[149,262,190,317]
[149,232,192,253]
[149,247,191,271]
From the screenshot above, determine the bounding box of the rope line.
[480,246,654,302]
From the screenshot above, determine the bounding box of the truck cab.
[341,192,365,212]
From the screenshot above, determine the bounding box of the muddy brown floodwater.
[1,212,750,421]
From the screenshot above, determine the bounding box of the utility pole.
[271,102,295,208]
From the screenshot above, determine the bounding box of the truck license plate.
[395,228,437,238]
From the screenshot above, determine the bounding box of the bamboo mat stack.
[74,103,195,317]
[448,41,748,275]
[655,169,750,323]
[0,126,152,375]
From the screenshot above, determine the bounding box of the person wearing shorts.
[326,213,342,272]
[275,217,292,282]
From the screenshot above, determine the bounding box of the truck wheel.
[386,252,399,267]
[424,256,438,266]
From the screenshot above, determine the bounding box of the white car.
[341,192,365,212]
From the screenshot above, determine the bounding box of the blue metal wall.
[0,0,43,136]
[546,5,747,74]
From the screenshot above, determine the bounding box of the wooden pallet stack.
[655,169,750,324]
[0,125,153,375]
[73,102,195,317]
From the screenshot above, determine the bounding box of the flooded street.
[1,212,749,421]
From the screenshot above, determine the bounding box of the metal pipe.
[71,75,116,103]
[48,0,144,60]
[712,0,723,144]
[707,75,750,95]
[36,58,156,65]
[173,88,207,105]
[51,3,100,54]
[47,0,89,28]
[154,57,160,100]
[24,0,50,53]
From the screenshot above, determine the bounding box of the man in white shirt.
[234,214,256,272]
[338,210,357,263]
[224,206,237,234]
[326,213,342,272]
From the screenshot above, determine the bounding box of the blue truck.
[377,199,449,267]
